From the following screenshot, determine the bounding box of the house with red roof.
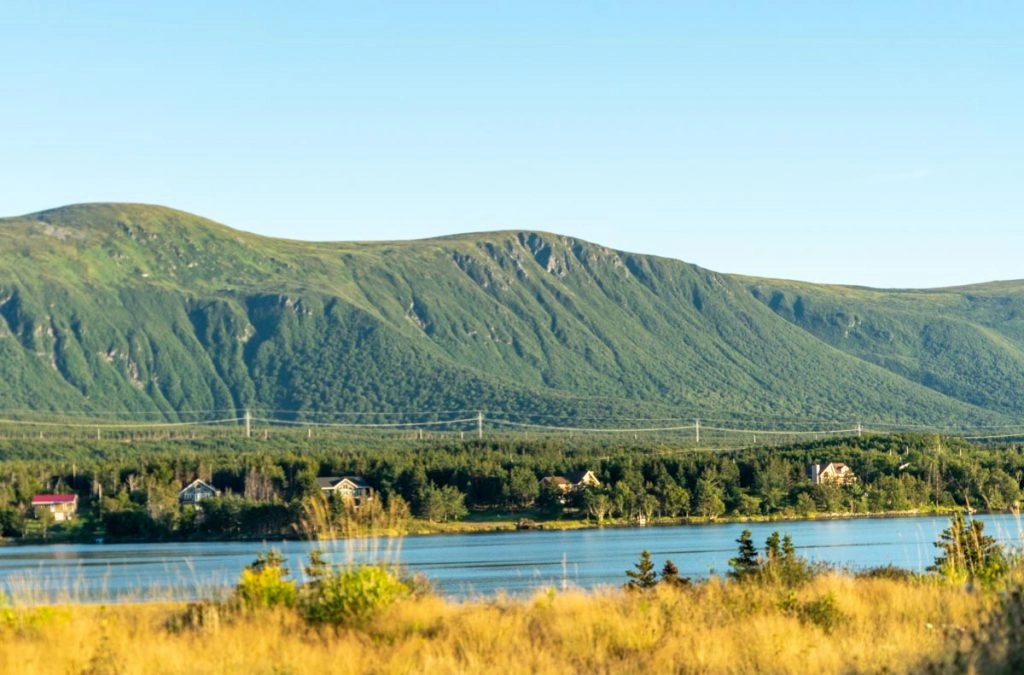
[31,494,79,522]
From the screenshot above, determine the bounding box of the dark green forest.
[3,433,1022,542]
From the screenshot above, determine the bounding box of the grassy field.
[1,571,1016,674]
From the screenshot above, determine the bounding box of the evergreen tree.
[626,549,658,590]
[503,466,540,509]
[765,531,781,562]
[781,533,796,560]
[761,530,815,587]
[728,529,760,580]
[659,559,691,588]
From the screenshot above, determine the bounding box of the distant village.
[22,458,866,539]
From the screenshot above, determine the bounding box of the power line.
[0,407,1022,440]
[250,416,480,429]
[492,419,697,434]
[251,408,482,418]
[700,424,860,436]
[0,417,242,429]
[962,432,1024,441]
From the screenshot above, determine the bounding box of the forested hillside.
[0,203,1021,429]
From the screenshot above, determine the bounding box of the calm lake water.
[2,514,1022,602]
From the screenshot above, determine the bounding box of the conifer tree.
[729,529,760,580]
[660,559,691,588]
[626,549,658,590]
[765,531,781,561]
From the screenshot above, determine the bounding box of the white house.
[809,462,857,486]
[178,479,221,504]
[317,476,373,505]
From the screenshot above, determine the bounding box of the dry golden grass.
[0,574,998,674]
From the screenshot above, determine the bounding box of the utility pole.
[245,410,251,439]
[856,422,862,438]
[477,411,483,440]
[695,418,700,445]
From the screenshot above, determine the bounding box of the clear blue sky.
[2,2,1021,288]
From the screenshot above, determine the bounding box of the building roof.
[565,470,599,485]
[178,479,219,495]
[32,494,77,505]
[541,476,571,486]
[317,476,371,490]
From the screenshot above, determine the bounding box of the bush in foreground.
[221,549,415,630]
[235,549,297,610]
[299,550,411,628]
[929,510,1010,588]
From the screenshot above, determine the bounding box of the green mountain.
[0,203,1020,429]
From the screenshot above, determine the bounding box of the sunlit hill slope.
[1,203,1022,428]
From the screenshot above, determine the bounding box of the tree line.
[1,432,1023,541]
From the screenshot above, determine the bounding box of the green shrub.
[729,530,820,587]
[0,604,69,635]
[300,550,410,628]
[855,564,919,582]
[760,533,819,587]
[235,549,297,610]
[777,591,846,634]
[930,511,1009,588]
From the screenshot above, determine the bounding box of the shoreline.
[0,506,975,547]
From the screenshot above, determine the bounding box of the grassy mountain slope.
[745,278,1024,417]
[0,203,1018,427]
